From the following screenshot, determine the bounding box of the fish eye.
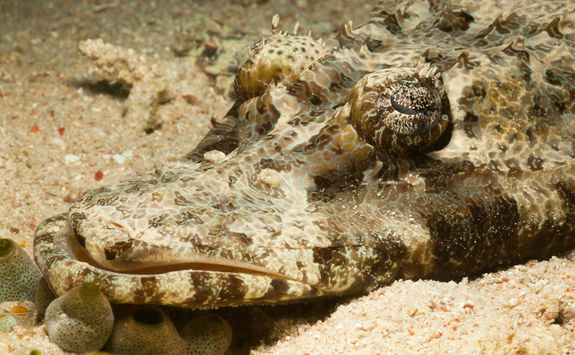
[349,66,449,155]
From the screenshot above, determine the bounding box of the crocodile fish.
[34,0,575,309]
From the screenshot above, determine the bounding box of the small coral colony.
[1,239,232,354]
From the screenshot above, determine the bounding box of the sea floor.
[1,0,575,354]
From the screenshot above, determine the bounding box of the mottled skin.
[35,0,575,309]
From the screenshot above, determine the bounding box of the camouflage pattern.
[35,0,575,309]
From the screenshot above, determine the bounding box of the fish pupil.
[390,84,437,116]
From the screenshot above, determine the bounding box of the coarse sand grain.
[1,1,574,354]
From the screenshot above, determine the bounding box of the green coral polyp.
[79,282,101,298]
[105,308,232,355]
[132,307,164,326]
[12,348,43,355]
[0,238,14,257]
[45,283,114,353]
[0,238,42,303]
[181,314,232,355]
[105,307,185,355]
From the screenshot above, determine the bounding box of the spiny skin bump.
[45,283,114,353]
[0,238,42,303]
[34,0,575,310]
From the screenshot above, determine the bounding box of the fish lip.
[64,214,295,278]
[34,213,325,308]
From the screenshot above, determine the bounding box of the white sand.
[1,1,574,354]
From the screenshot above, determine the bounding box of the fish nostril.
[75,232,86,248]
[104,239,135,261]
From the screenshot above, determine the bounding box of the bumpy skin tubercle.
[34,0,575,312]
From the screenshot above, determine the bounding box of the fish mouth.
[34,213,329,308]
[68,222,289,279]
[56,212,303,278]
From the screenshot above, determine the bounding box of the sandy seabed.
[1,1,574,354]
